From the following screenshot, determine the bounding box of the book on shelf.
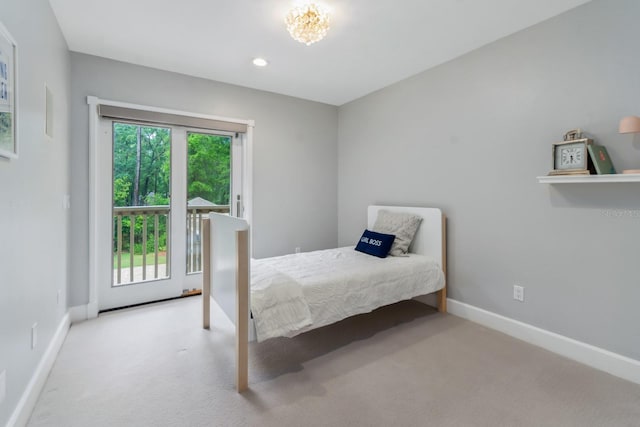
[587,144,616,175]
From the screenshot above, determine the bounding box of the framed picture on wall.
[0,21,17,159]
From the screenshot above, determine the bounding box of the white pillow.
[372,210,422,256]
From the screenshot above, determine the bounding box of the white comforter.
[250,246,445,342]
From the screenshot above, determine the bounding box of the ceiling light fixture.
[285,3,330,46]
[252,57,269,67]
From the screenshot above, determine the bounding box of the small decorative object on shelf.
[587,145,616,174]
[548,129,594,176]
[618,116,640,174]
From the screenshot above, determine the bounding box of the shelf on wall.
[537,173,640,184]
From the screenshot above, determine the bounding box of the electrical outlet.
[63,194,71,210]
[57,289,61,306]
[31,323,38,350]
[295,247,301,254]
[513,285,525,302]
[0,370,6,404]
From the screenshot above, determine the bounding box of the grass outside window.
[113,252,167,269]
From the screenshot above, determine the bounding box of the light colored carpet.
[28,297,640,427]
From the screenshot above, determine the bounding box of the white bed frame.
[202,205,447,392]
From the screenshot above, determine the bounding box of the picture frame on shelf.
[0,21,17,159]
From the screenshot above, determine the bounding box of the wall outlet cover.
[513,285,525,302]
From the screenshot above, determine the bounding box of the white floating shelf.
[537,173,640,184]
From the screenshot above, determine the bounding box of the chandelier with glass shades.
[285,3,331,46]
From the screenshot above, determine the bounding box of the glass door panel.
[112,122,171,286]
[186,132,232,275]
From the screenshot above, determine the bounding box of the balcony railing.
[113,205,229,286]
[186,205,230,274]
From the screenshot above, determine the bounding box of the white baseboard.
[69,302,99,324]
[69,304,88,323]
[7,313,70,427]
[87,301,99,319]
[447,298,640,385]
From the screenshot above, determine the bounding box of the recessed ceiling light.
[252,58,268,67]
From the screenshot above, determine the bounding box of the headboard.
[367,205,445,267]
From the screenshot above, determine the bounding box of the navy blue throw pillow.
[355,229,395,258]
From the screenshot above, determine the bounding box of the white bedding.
[250,246,445,342]
[250,263,313,342]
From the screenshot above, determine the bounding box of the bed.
[202,205,447,391]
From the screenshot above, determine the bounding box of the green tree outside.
[187,132,231,204]
[112,123,231,259]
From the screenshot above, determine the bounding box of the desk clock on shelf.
[548,129,594,176]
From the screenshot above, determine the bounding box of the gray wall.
[69,53,338,306]
[338,0,640,360]
[0,0,70,425]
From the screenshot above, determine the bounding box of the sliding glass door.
[97,120,242,311]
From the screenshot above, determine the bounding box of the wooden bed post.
[203,218,211,329]
[437,213,447,313]
[236,229,249,392]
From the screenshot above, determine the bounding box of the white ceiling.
[48,0,591,106]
